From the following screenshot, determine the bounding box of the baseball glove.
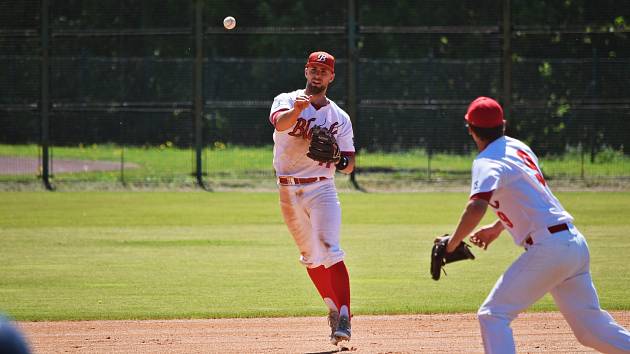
[430,234,475,281]
[307,126,340,163]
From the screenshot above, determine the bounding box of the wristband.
[335,155,349,171]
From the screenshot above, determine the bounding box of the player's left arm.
[335,117,355,174]
[445,199,489,253]
[336,153,355,174]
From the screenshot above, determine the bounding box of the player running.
[444,97,630,353]
[268,51,355,345]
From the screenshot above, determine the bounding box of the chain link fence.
[1,0,629,190]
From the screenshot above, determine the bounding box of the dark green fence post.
[193,0,209,190]
[502,0,512,117]
[580,143,585,179]
[40,0,53,190]
[347,0,363,191]
[590,47,599,164]
[427,146,432,181]
[120,118,126,186]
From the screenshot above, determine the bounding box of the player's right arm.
[272,94,311,132]
[467,159,505,250]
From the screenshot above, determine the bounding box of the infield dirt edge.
[19,311,630,353]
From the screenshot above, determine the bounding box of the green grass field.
[2,144,629,186]
[1,191,629,321]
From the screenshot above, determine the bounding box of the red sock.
[306,265,338,308]
[329,261,351,316]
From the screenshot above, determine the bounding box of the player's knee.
[477,307,514,328]
[477,305,492,320]
[477,310,492,326]
[477,309,493,327]
[299,254,317,267]
[323,250,344,268]
[571,327,603,350]
[575,333,601,350]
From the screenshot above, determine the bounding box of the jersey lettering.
[517,149,546,186]
[271,89,355,180]
[289,117,316,139]
[329,122,339,135]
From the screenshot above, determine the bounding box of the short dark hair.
[469,123,505,142]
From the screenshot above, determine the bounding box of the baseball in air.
[223,16,236,30]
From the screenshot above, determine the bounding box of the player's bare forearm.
[447,199,489,253]
[336,155,355,174]
[489,219,505,232]
[477,219,506,234]
[275,95,311,131]
[470,219,504,250]
[274,108,302,131]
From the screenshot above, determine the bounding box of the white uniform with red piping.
[471,136,630,354]
[269,89,355,268]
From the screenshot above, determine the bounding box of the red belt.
[278,176,327,185]
[525,223,569,245]
[547,223,569,234]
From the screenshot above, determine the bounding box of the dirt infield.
[18,311,629,353]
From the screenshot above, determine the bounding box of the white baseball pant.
[478,224,630,354]
[279,179,345,269]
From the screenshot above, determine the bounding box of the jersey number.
[497,211,514,228]
[495,150,545,229]
[517,149,546,186]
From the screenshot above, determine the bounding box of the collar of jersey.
[478,136,507,157]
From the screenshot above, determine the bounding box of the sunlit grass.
[0,191,629,320]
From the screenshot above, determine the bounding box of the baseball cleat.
[328,310,340,345]
[333,314,351,343]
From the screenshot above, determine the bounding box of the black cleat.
[328,310,340,345]
[333,314,351,343]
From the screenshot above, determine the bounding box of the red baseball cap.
[465,97,505,128]
[305,51,335,73]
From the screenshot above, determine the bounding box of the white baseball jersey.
[269,89,355,179]
[470,136,573,246]
[469,137,630,353]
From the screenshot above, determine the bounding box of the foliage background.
[0,0,629,188]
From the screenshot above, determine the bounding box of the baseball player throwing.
[444,97,630,353]
[269,51,355,345]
